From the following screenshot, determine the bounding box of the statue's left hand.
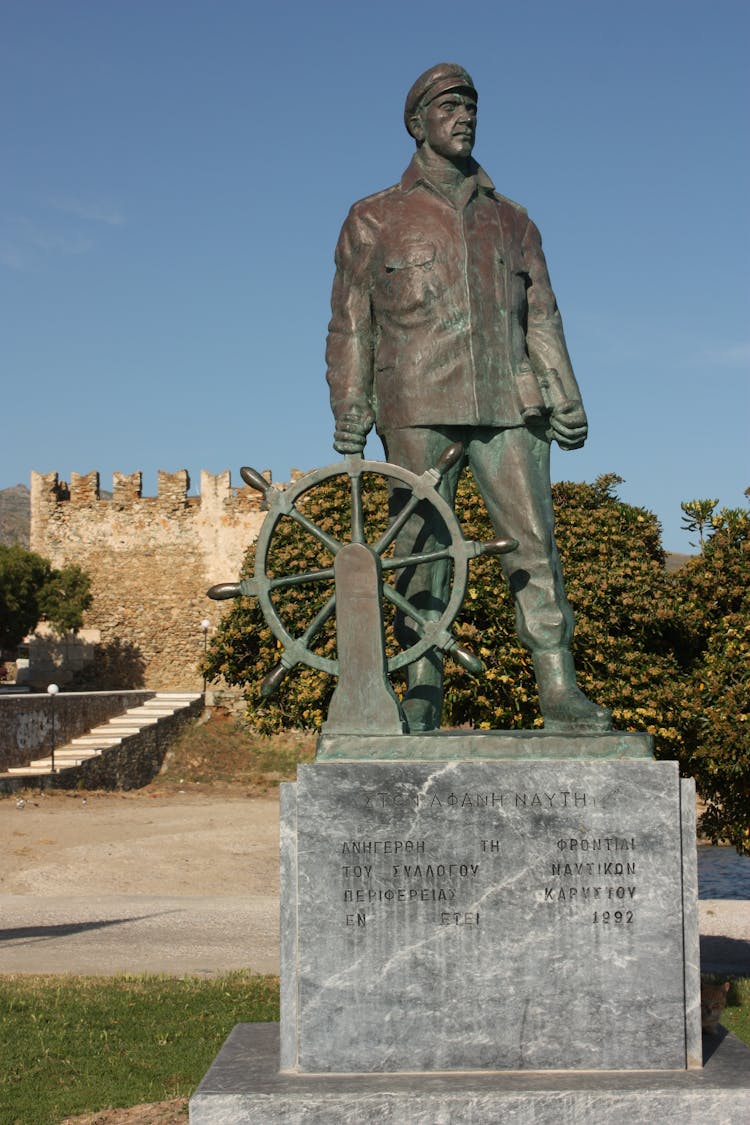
[333,407,374,455]
[549,401,588,450]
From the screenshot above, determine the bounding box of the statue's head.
[404,63,478,160]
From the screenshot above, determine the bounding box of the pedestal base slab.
[189,1023,750,1124]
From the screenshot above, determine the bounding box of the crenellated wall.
[29,468,279,689]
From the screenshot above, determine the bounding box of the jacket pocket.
[384,242,436,271]
[380,242,439,316]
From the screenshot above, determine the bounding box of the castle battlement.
[30,468,283,511]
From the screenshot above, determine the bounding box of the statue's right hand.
[333,409,374,455]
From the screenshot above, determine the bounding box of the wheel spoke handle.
[207,582,244,600]
[240,466,271,495]
[444,641,483,675]
[478,537,519,556]
[432,442,464,478]
[261,663,290,697]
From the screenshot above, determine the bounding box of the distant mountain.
[0,484,30,547]
[665,552,694,572]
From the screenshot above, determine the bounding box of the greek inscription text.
[556,837,636,852]
[341,840,425,855]
[392,863,479,879]
[544,885,637,902]
[514,791,587,808]
[551,861,636,877]
[344,887,456,904]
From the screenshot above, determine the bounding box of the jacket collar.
[400,153,496,196]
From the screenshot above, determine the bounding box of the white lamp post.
[47,683,60,773]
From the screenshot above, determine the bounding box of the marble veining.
[281,756,699,1073]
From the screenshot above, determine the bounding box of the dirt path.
[1,789,278,897]
[58,1100,187,1124]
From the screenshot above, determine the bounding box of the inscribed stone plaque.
[281,756,699,1073]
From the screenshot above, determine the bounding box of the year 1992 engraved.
[593,910,634,924]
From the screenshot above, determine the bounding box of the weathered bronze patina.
[326,62,611,733]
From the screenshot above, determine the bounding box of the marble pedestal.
[281,749,701,1072]
[190,734,735,1123]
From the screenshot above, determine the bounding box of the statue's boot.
[402,653,443,732]
[533,649,612,732]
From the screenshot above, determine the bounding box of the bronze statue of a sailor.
[326,62,611,734]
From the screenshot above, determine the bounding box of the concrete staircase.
[7,692,202,778]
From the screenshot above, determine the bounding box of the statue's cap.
[404,63,477,137]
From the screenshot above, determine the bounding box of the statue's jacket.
[326,155,583,432]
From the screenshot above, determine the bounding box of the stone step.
[96,726,155,736]
[7,764,56,775]
[87,720,156,733]
[42,747,101,759]
[124,707,177,717]
[26,757,93,769]
[71,736,123,746]
[156,691,202,698]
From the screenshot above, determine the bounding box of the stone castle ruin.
[29,468,283,690]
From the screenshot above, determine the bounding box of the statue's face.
[417,88,477,160]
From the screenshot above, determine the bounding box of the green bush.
[670,493,750,853]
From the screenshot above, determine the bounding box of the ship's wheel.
[208,443,517,708]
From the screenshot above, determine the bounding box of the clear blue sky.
[2,0,747,552]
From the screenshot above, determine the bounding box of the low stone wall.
[0,691,155,772]
[0,695,203,792]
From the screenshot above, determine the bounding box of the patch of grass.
[150,713,316,794]
[0,972,279,1125]
[722,977,750,1044]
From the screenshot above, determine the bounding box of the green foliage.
[204,473,749,852]
[0,546,92,650]
[37,563,92,635]
[721,976,750,1043]
[671,491,750,854]
[0,545,50,650]
[0,972,279,1124]
[680,497,719,549]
